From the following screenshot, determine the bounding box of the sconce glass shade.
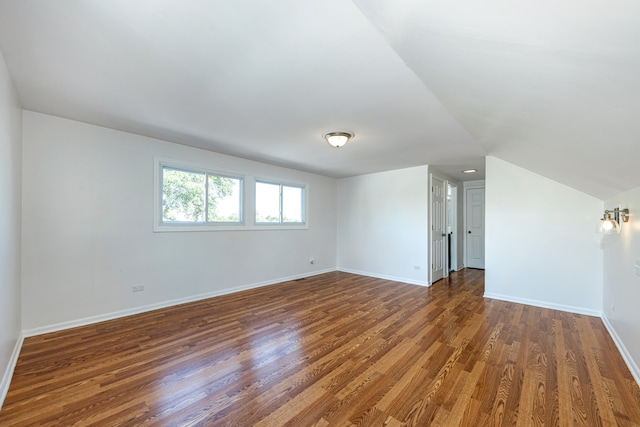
[596,215,620,234]
[324,131,353,148]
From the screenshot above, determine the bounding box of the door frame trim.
[429,173,447,285]
[463,183,485,268]
[447,182,458,274]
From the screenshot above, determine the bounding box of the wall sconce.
[324,131,354,148]
[596,208,630,234]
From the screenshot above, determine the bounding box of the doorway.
[430,175,445,283]
[447,183,457,273]
[465,186,485,269]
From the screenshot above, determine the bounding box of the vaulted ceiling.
[1,1,639,199]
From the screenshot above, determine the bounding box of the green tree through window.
[162,167,241,223]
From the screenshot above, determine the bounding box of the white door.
[465,187,485,269]
[431,175,445,282]
[447,184,457,273]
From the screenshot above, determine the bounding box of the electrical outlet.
[132,285,145,292]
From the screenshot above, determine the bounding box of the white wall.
[21,112,337,333]
[602,187,640,383]
[0,50,22,407]
[337,166,428,285]
[484,156,603,315]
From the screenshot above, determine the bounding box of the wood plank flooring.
[1,269,639,426]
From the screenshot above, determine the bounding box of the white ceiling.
[1,1,639,198]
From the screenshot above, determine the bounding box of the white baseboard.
[0,332,24,410]
[22,268,335,338]
[483,292,602,317]
[602,316,640,387]
[337,267,429,287]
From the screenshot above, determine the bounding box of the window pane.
[255,182,281,223]
[282,185,303,223]
[162,168,206,222]
[207,175,242,223]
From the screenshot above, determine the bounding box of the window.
[255,181,305,225]
[155,158,308,231]
[161,165,242,225]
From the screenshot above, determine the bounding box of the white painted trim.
[446,182,458,277]
[429,172,447,283]
[337,267,429,287]
[483,292,602,317]
[463,185,485,270]
[22,269,335,338]
[463,180,486,188]
[154,156,247,232]
[153,156,310,232]
[602,316,640,387]
[0,333,24,409]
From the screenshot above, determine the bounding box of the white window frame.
[154,158,309,232]
[154,158,246,232]
[254,178,308,229]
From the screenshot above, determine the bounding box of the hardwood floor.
[1,270,639,426]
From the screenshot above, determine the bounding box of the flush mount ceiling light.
[323,131,354,148]
[462,169,478,174]
[596,208,630,234]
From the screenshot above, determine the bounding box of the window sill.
[153,224,308,232]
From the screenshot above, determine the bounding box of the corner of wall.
[602,188,640,387]
[0,333,24,408]
[0,47,23,409]
[602,316,640,385]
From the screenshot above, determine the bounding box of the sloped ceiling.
[1,1,639,199]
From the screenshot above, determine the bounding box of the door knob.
[468,230,471,234]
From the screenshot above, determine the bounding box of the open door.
[430,175,445,283]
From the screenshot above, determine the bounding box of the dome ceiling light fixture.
[324,131,354,148]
